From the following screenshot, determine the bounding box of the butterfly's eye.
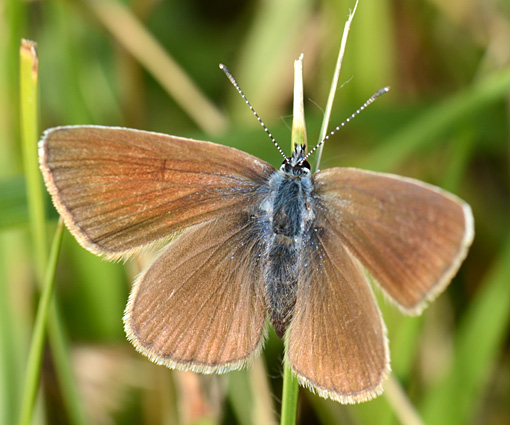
[300,159,311,171]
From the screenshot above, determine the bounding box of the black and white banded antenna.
[220,64,288,161]
[303,87,390,164]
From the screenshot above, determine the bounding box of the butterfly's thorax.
[257,146,315,338]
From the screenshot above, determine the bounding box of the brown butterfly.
[39,69,473,404]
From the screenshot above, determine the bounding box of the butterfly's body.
[257,146,315,337]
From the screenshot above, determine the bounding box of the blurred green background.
[1,0,509,424]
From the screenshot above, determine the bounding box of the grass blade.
[18,220,64,425]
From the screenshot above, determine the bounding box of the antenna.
[219,64,288,161]
[303,87,390,163]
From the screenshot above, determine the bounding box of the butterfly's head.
[280,144,311,177]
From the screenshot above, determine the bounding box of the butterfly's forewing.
[287,224,388,403]
[39,126,274,259]
[124,212,267,372]
[313,168,474,314]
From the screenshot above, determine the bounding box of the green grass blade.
[281,362,299,425]
[20,39,46,279]
[18,220,64,425]
[315,0,358,170]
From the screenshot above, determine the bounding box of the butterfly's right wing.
[124,212,267,372]
[39,126,274,258]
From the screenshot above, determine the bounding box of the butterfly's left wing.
[39,126,274,259]
[312,167,474,314]
[287,223,388,403]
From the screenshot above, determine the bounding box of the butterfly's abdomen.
[261,171,315,338]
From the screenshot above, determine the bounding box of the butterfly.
[39,68,473,404]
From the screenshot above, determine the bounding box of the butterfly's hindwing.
[124,211,268,372]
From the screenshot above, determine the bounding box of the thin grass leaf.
[281,363,299,425]
[315,0,358,170]
[18,220,64,425]
[20,39,46,279]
